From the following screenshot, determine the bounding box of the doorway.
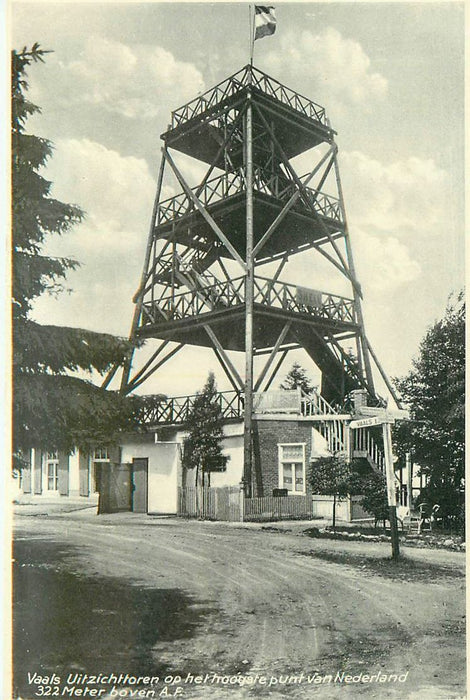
[132,458,148,513]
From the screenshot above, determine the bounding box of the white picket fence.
[178,486,314,522]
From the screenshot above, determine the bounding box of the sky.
[10,1,465,400]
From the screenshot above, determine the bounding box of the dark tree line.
[394,292,465,526]
[12,45,139,465]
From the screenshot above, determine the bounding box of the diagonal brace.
[253,103,362,298]
[253,144,337,257]
[204,324,244,391]
[254,322,292,391]
[263,349,290,392]
[164,148,247,271]
[126,343,184,394]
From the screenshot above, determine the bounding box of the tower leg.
[120,154,167,393]
[333,152,375,396]
[243,95,254,496]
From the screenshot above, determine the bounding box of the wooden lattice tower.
[117,65,397,494]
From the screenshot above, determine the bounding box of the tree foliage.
[14,374,140,453]
[183,373,227,486]
[308,454,351,531]
[394,292,464,524]
[12,45,137,459]
[281,362,315,394]
[350,470,389,529]
[12,45,83,319]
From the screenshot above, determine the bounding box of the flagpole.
[249,4,255,66]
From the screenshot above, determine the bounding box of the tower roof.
[161,64,336,166]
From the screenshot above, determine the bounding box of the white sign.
[355,406,410,420]
[349,416,390,429]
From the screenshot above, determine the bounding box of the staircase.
[302,391,386,476]
[293,325,360,405]
[351,427,385,474]
[153,244,243,316]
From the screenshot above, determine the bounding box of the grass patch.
[300,549,465,582]
[303,526,389,541]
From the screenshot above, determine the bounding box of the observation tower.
[115,65,399,492]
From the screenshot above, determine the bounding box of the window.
[93,447,109,460]
[46,451,59,491]
[278,444,306,494]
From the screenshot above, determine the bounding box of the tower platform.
[161,65,335,168]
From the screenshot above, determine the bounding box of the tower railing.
[138,390,244,426]
[138,387,338,426]
[156,166,343,228]
[168,65,328,131]
[141,276,355,326]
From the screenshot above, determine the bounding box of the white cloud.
[337,151,448,295]
[353,229,421,294]
[288,149,450,296]
[340,151,450,236]
[41,36,205,119]
[263,27,387,109]
[32,139,157,335]
[44,138,156,253]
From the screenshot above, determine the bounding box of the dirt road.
[13,509,465,699]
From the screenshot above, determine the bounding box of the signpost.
[350,408,401,560]
[349,415,386,430]
[382,421,400,560]
[355,406,409,420]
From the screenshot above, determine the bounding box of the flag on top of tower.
[254,6,276,40]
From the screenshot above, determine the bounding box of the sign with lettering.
[349,416,389,429]
[356,406,409,420]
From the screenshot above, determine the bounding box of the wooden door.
[132,458,148,513]
[99,463,132,514]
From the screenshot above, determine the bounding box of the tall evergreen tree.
[280,361,315,394]
[394,291,465,525]
[12,46,138,462]
[183,373,227,495]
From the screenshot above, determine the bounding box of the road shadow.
[13,537,213,698]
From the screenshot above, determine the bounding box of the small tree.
[354,471,389,530]
[183,373,227,514]
[281,362,315,394]
[308,454,351,531]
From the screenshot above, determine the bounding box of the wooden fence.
[178,487,313,522]
[244,494,313,521]
[178,486,242,521]
[178,487,369,523]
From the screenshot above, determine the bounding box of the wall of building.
[15,448,98,502]
[164,421,244,489]
[253,417,329,497]
[120,434,181,514]
[311,494,350,520]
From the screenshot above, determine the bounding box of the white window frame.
[93,447,110,461]
[45,451,59,492]
[278,443,307,495]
